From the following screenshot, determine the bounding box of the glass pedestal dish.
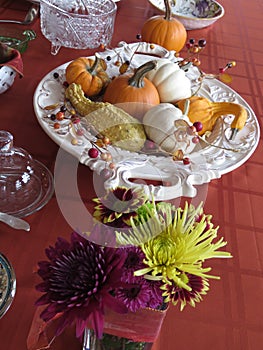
[0,130,54,218]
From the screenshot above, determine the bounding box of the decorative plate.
[0,253,16,319]
[33,42,260,200]
[148,0,225,30]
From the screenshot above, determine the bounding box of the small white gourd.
[143,102,197,154]
[146,59,192,103]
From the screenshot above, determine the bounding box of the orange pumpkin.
[65,53,110,97]
[141,0,187,52]
[103,61,160,120]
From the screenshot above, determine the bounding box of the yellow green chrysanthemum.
[116,201,232,292]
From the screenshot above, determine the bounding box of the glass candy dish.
[0,253,16,319]
[0,28,36,53]
[40,0,117,55]
[0,131,54,218]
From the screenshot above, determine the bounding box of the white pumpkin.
[143,103,197,154]
[146,59,192,103]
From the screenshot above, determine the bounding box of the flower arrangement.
[34,187,231,349]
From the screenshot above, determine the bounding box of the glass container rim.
[40,0,117,18]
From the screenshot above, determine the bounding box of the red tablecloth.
[0,1,262,349]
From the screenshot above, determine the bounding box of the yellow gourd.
[176,96,248,138]
[65,83,146,152]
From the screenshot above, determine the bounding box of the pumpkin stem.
[183,99,190,116]
[164,0,172,21]
[89,53,102,75]
[128,60,157,88]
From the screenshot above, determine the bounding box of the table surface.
[0,1,262,349]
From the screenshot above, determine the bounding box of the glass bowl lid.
[0,131,54,218]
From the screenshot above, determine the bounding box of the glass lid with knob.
[0,130,54,218]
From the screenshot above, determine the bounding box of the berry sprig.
[181,37,207,67]
[179,38,237,88]
[41,72,117,180]
[98,35,157,76]
[85,136,115,180]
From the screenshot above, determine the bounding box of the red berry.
[88,148,99,158]
[183,157,190,165]
[193,121,203,132]
[72,117,80,124]
[192,136,200,144]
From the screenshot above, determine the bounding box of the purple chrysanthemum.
[161,273,209,311]
[115,276,152,312]
[144,279,164,309]
[121,246,146,280]
[93,187,148,228]
[35,232,127,339]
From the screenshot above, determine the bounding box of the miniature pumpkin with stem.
[103,60,160,120]
[141,0,187,52]
[65,53,110,97]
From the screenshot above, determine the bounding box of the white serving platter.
[33,42,260,200]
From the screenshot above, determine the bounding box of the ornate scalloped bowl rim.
[148,0,225,28]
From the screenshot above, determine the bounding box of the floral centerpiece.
[30,187,231,349]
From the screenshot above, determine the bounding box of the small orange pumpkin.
[103,61,160,120]
[65,53,110,97]
[141,0,187,52]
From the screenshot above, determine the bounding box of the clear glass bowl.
[0,131,54,218]
[0,28,36,53]
[40,0,117,55]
